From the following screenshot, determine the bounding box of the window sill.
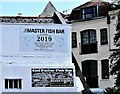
[100,44,108,46]
[80,52,98,55]
[100,79,110,81]
[99,44,109,47]
[4,88,22,92]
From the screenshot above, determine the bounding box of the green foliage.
[118,11,120,21]
[106,9,120,94]
[114,12,120,45]
[110,51,120,75]
[104,87,119,94]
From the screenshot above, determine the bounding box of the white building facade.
[0,2,83,94]
[69,0,120,89]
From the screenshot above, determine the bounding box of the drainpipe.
[97,5,99,17]
[107,14,111,50]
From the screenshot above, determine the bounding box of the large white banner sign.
[20,25,70,52]
[2,24,71,62]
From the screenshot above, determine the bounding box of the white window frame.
[4,78,22,90]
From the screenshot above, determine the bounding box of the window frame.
[5,79,22,89]
[81,6,97,20]
[81,29,98,54]
[72,32,77,48]
[100,28,108,45]
[101,59,109,79]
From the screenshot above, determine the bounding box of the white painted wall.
[72,18,116,88]
[2,24,72,64]
[0,23,2,94]
[0,23,82,92]
[0,63,2,94]
[2,64,77,92]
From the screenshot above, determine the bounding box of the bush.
[104,87,119,94]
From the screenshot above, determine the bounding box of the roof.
[40,1,57,17]
[0,16,53,24]
[68,1,110,21]
[0,2,66,24]
[74,1,110,10]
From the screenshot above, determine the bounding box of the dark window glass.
[101,59,109,79]
[9,79,13,89]
[82,31,89,45]
[5,79,22,89]
[100,28,108,45]
[82,60,97,78]
[81,29,97,54]
[81,6,97,19]
[19,79,22,89]
[82,60,98,88]
[72,32,77,48]
[5,79,8,89]
[14,79,18,88]
[90,31,96,43]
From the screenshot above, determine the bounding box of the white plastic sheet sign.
[2,24,71,62]
[20,25,70,52]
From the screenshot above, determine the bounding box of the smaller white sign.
[32,68,74,87]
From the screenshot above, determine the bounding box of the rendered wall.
[72,18,115,88]
[2,24,71,64]
[1,23,78,92]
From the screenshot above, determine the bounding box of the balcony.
[79,42,98,54]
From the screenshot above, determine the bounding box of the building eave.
[69,16,107,23]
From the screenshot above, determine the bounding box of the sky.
[0,0,110,16]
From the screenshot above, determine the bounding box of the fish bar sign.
[20,25,71,52]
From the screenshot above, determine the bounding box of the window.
[81,6,97,19]
[5,79,22,89]
[101,59,109,79]
[72,32,77,48]
[82,60,98,78]
[82,60,98,88]
[81,29,97,54]
[100,28,108,45]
